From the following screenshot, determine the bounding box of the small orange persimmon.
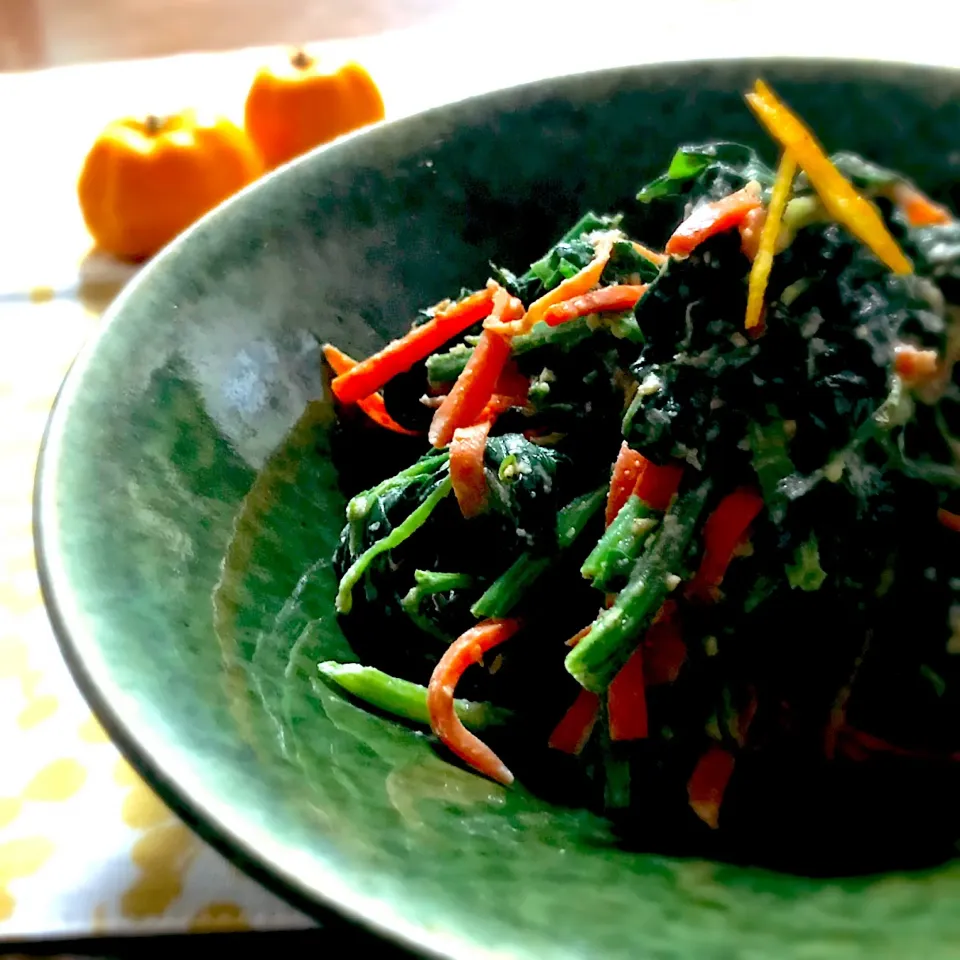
[244,48,385,170]
[78,111,262,262]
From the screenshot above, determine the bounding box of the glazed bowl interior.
[35,59,960,959]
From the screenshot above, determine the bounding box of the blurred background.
[0,0,464,70]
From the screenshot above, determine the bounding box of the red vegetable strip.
[331,285,496,404]
[687,487,764,602]
[542,284,646,328]
[606,442,647,527]
[322,344,419,436]
[428,328,514,448]
[938,508,960,533]
[665,183,763,257]
[893,182,952,227]
[494,360,530,402]
[427,619,521,785]
[688,746,735,829]
[643,601,686,686]
[895,344,939,384]
[548,688,601,755]
[633,459,684,512]
[489,235,616,337]
[608,644,648,741]
[450,421,492,518]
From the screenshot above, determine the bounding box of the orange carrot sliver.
[606,442,647,527]
[548,688,601,755]
[688,746,735,829]
[428,291,522,448]
[666,183,763,257]
[894,183,952,227]
[489,235,616,337]
[450,421,491,518]
[565,625,593,648]
[894,344,939,384]
[542,284,646,328]
[938,508,960,533]
[331,285,496,404]
[322,344,419,436]
[633,458,684,512]
[631,241,668,265]
[688,487,764,601]
[608,644,648,742]
[427,619,521,785]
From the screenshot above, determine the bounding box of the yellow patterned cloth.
[0,287,313,936]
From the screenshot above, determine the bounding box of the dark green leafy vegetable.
[324,135,960,864]
[637,142,774,204]
[472,487,604,618]
[401,570,474,639]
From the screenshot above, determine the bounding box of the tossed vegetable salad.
[320,80,960,841]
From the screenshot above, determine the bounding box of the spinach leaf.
[602,240,662,285]
[636,141,775,204]
[489,262,537,303]
[825,152,901,191]
[528,238,597,292]
[483,434,566,546]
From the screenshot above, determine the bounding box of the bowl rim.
[33,54,960,959]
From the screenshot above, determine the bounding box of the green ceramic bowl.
[35,59,960,959]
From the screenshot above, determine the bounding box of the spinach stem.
[318,661,505,729]
[337,477,452,614]
[565,481,711,692]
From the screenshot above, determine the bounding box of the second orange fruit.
[244,48,385,170]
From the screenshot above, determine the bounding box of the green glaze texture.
[35,60,960,959]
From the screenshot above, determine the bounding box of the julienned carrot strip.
[494,360,530,402]
[331,285,497,404]
[608,644,648,741]
[893,182,952,227]
[548,688,601,755]
[606,442,647,527]
[428,289,523,448]
[745,152,797,330]
[565,625,593,648]
[938,508,960,533]
[474,362,530,425]
[895,344,939,384]
[745,79,912,275]
[643,601,686,686]
[488,235,616,337]
[427,619,521,784]
[429,328,513,448]
[450,421,492,518]
[688,745,735,829]
[631,241,668,265]
[633,459,684,512]
[543,284,647,327]
[688,487,764,602]
[665,183,763,257]
[322,344,419,436]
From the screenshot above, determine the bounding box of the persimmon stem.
[290,48,313,70]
